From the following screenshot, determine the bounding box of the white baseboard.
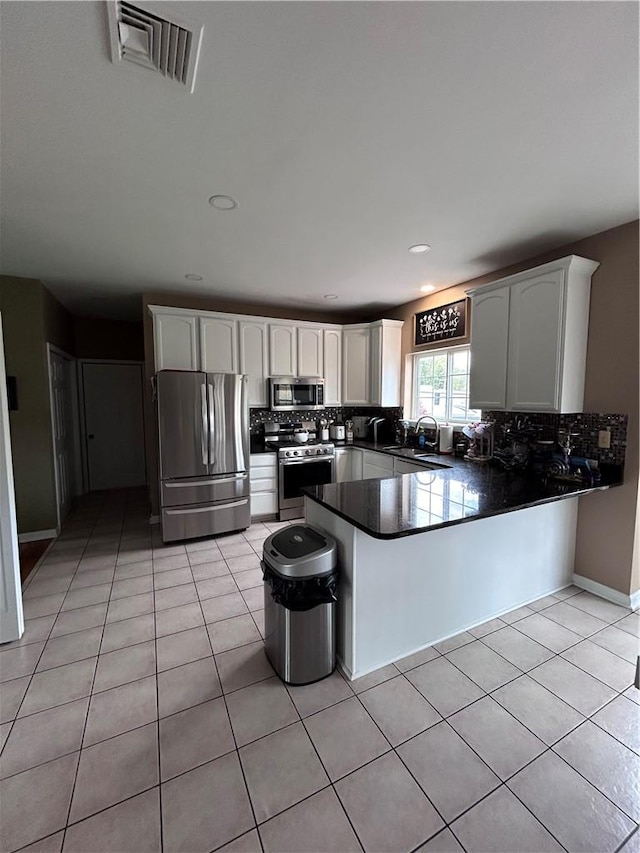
[572,573,638,611]
[18,528,58,544]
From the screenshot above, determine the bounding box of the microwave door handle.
[200,383,208,466]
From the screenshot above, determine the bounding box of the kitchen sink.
[382,445,437,456]
[381,446,451,469]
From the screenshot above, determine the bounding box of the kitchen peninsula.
[304,456,622,680]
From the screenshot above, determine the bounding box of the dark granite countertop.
[302,459,622,540]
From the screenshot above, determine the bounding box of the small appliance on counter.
[368,416,388,443]
[351,416,369,439]
[344,420,354,442]
[329,422,346,441]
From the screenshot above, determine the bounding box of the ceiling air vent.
[106,0,204,93]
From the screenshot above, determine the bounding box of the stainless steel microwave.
[269,377,325,411]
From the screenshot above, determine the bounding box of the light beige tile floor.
[0,488,638,852]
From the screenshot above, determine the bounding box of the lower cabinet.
[250,453,278,519]
[362,450,394,481]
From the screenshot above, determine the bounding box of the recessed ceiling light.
[209,195,238,210]
[420,284,436,293]
[409,244,431,254]
[324,294,338,300]
[185,274,203,281]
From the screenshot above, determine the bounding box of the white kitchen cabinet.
[297,327,324,378]
[199,316,238,374]
[342,326,371,405]
[250,453,277,518]
[350,448,363,480]
[153,311,199,371]
[323,328,342,405]
[468,287,510,410]
[468,255,599,414]
[239,321,269,407]
[269,324,297,377]
[334,448,352,483]
[370,320,404,407]
[361,449,394,480]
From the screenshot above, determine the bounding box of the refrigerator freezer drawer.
[161,498,250,542]
[161,473,249,508]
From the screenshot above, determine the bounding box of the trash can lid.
[263,524,337,579]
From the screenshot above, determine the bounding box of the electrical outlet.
[598,429,611,449]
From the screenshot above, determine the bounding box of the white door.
[0,312,24,643]
[82,363,147,491]
[48,348,76,526]
[200,316,238,374]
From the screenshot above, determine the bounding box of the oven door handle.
[280,457,335,466]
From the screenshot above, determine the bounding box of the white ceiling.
[1,1,638,320]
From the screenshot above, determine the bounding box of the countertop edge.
[303,477,617,540]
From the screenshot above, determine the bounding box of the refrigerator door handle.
[200,384,208,466]
[208,382,216,466]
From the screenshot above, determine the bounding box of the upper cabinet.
[342,325,371,405]
[468,288,510,410]
[297,327,324,377]
[199,316,238,374]
[323,328,342,406]
[269,324,297,377]
[149,306,404,409]
[239,321,269,407]
[153,312,198,371]
[468,256,599,413]
[370,320,404,407]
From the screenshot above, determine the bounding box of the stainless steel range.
[265,422,335,521]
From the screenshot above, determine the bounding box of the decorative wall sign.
[414,298,468,347]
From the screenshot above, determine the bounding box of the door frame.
[0,310,24,642]
[46,343,82,533]
[78,359,146,492]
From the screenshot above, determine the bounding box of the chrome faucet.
[414,416,440,450]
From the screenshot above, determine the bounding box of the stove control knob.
[306,449,312,455]
[285,451,291,457]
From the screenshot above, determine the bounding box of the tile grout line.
[187,544,265,853]
[60,493,120,851]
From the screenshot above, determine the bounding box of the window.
[412,345,481,423]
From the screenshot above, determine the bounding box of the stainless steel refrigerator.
[156,370,250,542]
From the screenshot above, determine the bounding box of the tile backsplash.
[485,410,628,466]
[250,406,403,435]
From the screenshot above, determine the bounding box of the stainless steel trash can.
[262,524,338,685]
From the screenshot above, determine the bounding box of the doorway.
[80,361,147,491]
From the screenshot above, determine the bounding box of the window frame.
[409,344,480,425]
